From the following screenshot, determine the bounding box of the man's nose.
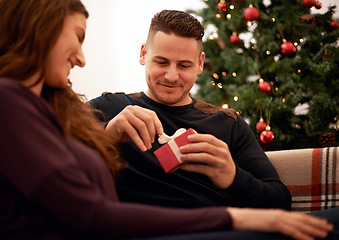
[164,65,179,82]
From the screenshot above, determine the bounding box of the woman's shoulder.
[0,78,35,101]
[0,78,57,122]
[0,78,22,92]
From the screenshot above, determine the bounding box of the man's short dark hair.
[147,10,204,44]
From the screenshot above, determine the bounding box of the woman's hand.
[227,207,333,240]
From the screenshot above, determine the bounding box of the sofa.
[266,147,339,212]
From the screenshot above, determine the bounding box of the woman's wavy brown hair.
[0,0,123,175]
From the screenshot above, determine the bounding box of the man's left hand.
[179,133,236,189]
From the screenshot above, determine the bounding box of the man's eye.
[179,65,190,69]
[156,61,167,65]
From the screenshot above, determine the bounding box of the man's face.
[140,31,205,106]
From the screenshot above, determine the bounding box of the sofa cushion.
[266,147,339,212]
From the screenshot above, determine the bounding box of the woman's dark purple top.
[0,78,231,239]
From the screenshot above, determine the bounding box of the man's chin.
[155,94,180,105]
[159,99,179,105]
[152,88,185,105]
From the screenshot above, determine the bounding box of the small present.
[154,128,197,173]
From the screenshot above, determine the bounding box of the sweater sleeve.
[0,82,232,238]
[36,170,232,238]
[226,115,292,209]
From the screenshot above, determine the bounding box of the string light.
[266,50,271,55]
[272,18,276,22]
[216,14,221,19]
[247,21,252,27]
[275,87,279,91]
[234,96,239,101]
[298,69,302,73]
[232,72,237,77]
[209,31,218,40]
[213,73,219,79]
[282,98,286,103]
[227,14,232,19]
[211,81,215,86]
[250,38,257,44]
[230,5,234,9]
[222,72,227,76]
[222,104,229,109]
[294,42,298,46]
[217,83,223,89]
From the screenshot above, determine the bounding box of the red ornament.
[314,1,322,9]
[256,119,267,132]
[260,129,275,144]
[331,20,339,29]
[303,0,316,8]
[217,2,227,12]
[244,6,260,21]
[230,33,240,44]
[258,81,271,94]
[280,41,297,57]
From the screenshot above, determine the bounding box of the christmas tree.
[188,0,339,150]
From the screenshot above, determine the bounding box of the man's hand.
[179,133,236,189]
[227,207,333,240]
[106,105,163,152]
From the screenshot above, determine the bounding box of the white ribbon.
[158,128,186,144]
[167,139,183,164]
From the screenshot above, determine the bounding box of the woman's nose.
[76,48,86,67]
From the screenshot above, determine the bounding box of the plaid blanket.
[266,147,339,212]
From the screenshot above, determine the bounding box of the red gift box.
[154,128,197,173]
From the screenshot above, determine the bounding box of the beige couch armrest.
[266,147,339,212]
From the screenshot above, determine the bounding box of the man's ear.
[197,52,205,75]
[139,43,147,65]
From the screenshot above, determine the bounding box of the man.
[90,10,291,209]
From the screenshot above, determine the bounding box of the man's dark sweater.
[90,92,291,209]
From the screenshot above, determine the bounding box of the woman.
[0,0,334,239]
